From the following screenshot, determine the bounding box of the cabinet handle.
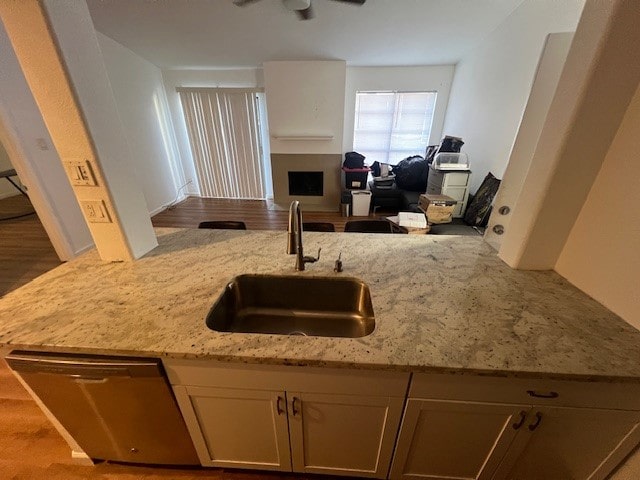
[512,410,527,430]
[292,396,300,416]
[526,390,559,399]
[276,396,285,415]
[528,411,543,431]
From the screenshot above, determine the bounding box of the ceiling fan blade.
[295,5,314,20]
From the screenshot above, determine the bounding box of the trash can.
[340,191,351,217]
[351,190,372,216]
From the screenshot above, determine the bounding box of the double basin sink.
[206,274,375,338]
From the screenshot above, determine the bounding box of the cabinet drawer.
[410,373,640,410]
[164,359,409,397]
[443,172,469,187]
[442,186,467,201]
[453,202,465,218]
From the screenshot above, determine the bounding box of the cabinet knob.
[498,206,511,215]
[492,224,505,235]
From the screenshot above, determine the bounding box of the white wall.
[0,20,92,259]
[162,68,263,195]
[97,33,180,215]
[442,0,585,194]
[343,65,455,155]
[555,82,640,330]
[264,61,346,155]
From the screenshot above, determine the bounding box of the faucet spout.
[287,200,319,271]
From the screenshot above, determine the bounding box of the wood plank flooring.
[0,195,61,297]
[151,196,370,232]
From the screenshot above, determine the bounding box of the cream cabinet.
[164,359,409,478]
[492,406,640,480]
[390,373,640,480]
[426,166,471,218]
[390,399,528,480]
[172,386,291,471]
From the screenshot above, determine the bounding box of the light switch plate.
[65,160,97,186]
[80,200,111,223]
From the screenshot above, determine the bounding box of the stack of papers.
[397,212,427,229]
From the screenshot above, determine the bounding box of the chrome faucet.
[287,200,320,271]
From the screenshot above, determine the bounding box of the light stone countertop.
[1,228,639,381]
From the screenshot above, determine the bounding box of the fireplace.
[288,171,323,196]
[270,153,341,212]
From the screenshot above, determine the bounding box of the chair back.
[302,222,335,232]
[344,220,393,234]
[198,221,247,230]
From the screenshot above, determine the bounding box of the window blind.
[353,91,437,165]
[178,88,266,199]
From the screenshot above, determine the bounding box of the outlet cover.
[65,160,97,186]
[80,200,111,223]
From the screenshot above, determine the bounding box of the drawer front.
[410,373,640,410]
[163,359,409,397]
[453,202,465,218]
[442,186,467,202]
[443,171,470,187]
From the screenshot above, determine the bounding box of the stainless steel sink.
[206,274,375,338]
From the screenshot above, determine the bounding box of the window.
[353,91,437,165]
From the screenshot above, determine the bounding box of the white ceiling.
[86,0,524,69]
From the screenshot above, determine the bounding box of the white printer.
[432,152,470,171]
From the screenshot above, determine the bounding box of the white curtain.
[178,88,266,199]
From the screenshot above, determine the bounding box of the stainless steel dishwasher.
[6,350,199,465]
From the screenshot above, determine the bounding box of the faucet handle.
[303,247,321,264]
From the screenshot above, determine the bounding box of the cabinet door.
[493,406,640,480]
[390,399,529,480]
[287,392,404,478]
[173,386,291,471]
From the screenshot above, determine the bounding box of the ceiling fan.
[233,0,366,21]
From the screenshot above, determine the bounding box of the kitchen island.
[2,228,640,479]
[0,228,638,380]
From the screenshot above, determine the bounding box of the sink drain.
[288,331,308,336]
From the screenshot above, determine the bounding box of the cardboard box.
[418,194,457,224]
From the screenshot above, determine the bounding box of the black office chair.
[302,222,335,232]
[344,220,394,234]
[198,221,247,230]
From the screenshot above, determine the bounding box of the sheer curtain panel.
[178,88,266,199]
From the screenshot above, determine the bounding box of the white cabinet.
[164,359,409,478]
[426,166,471,218]
[391,373,640,480]
[492,406,640,480]
[172,386,291,471]
[390,399,528,480]
[288,392,404,477]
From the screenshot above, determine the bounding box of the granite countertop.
[1,228,639,381]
